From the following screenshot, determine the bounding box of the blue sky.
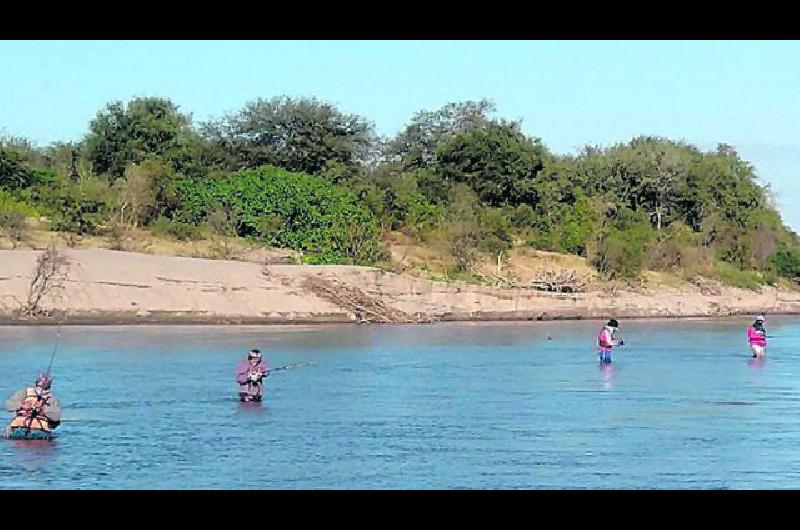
[2,40,799,228]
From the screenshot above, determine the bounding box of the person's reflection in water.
[599,363,614,390]
[748,356,767,370]
[237,401,267,416]
[11,438,58,476]
[13,439,57,451]
[747,355,766,386]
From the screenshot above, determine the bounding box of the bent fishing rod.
[46,324,62,375]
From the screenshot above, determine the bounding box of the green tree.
[592,206,654,279]
[646,221,700,271]
[175,165,384,264]
[478,207,513,257]
[201,96,374,178]
[441,185,482,272]
[558,196,601,256]
[0,143,36,190]
[29,173,113,236]
[386,99,495,170]
[772,248,800,279]
[84,97,202,179]
[434,121,548,206]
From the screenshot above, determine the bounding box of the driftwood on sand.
[301,275,433,324]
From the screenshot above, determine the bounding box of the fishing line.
[265,361,318,374]
[46,324,62,375]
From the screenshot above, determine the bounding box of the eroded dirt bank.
[1,249,798,324]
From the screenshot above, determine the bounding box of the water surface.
[1,317,798,489]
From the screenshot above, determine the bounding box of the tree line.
[2,96,799,288]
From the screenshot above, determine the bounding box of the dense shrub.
[28,173,112,235]
[772,248,800,279]
[592,207,654,279]
[149,217,207,241]
[478,208,513,256]
[712,261,765,291]
[175,165,384,264]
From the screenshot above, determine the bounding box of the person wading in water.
[597,319,624,364]
[747,315,767,358]
[4,373,61,440]
[235,349,269,402]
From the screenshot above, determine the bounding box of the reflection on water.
[0,318,799,489]
[749,357,767,370]
[599,363,614,390]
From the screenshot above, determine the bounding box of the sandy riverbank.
[2,249,799,324]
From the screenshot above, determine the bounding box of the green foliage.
[478,208,513,256]
[2,95,799,286]
[558,197,599,255]
[434,121,547,206]
[441,184,482,272]
[84,97,202,179]
[381,173,443,239]
[712,261,765,291]
[0,143,37,190]
[437,185,514,269]
[511,203,536,230]
[772,248,800,279]
[386,100,495,170]
[0,188,38,218]
[28,173,113,235]
[0,189,38,245]
[412,168,450,205]
[647,221,699,271]
[524,196,601,256]
[113,158,180,227]
[592,206,655,279]
[149,217,207,241]
[763,270,779,287]
[201,96,374,178]
[175,165,384,264]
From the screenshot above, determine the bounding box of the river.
[1,317,798,489]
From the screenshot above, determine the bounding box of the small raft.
[3,427,54,441]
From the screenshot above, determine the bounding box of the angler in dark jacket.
[235,349,269,402]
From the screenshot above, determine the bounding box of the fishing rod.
[264,361,318,374]
[46,324,62,375]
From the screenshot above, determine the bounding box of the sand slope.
[1,249,799,324]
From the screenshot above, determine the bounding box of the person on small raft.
[597,319,624,363]
[3,373,61,440]
[747,315,767,358]
[236,349,270,402]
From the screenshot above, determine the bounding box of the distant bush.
[0,144,36,190]
[524,230,556,252]
[763,269,779,287]
[478,208,513,256]
[591,207,654,279]
[558,198,598,256]
[0,188,38,218]
[0,189,37,246]
[712,261,765,291]
[772,248,800,279]
[29,174,112,235]
[175,165,384,264]
[149,217,207,241]
[647,221,699,271]
[439,185,482,272]
[511,203,536,230]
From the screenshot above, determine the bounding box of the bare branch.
[19,242,69,318]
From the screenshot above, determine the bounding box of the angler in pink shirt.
[597,319,624,363]
[747,315,767,358]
